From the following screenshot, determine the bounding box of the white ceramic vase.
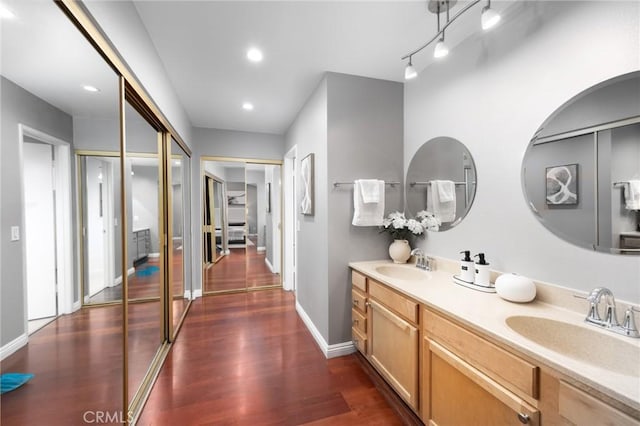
[389,239,411,264]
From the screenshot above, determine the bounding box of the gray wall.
[1,77,74,346]
[285,73,404,346]
[405,1,640,303]
[326,73,404,345]
[285,77,330,342]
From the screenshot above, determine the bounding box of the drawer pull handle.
[365,301,371,307]
[353,319,359,325]
[353,300,359,305]
[517,413,530,424]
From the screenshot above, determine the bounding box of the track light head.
[404,57,418,80]
[481,4,501,30]
[434,38,449,59]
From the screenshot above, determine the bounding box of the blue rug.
[136,265,160,277]
[1,373,34,394]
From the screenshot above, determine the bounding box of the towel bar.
[333,181,399,188]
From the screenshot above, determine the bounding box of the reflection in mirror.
[246,163,282,289]
[522,72,640,254]
[170,138,191,338]
[203,160,247,293]
[0,0,123,423]
[405,137,477,231]
[124,102,163,406]
[80,155,122,304]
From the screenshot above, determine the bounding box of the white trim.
[114,267,136,286]
[283,145,297,292]
[327,341,356,358]
[257,246,266,252]
[1,333,28,361]
[296,300,328,356]
[192,289,202,300]
[183,290,192,299]
[264,257,274,273]
[295,300,355,359]
[73,300,81,312]
[148,252,160,258]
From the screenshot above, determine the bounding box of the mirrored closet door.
[202,158,283,295]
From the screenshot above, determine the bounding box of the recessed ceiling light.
[0,5,15,19]
[83,85,100,93]
[242,102,254,111]
[246,48,263,63]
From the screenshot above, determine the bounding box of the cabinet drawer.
[369,280,418,323]
[559,381,640,426]
[352,270,367,292]
[352,308,367,334]
[424,309,539,400]
[351,289,367,314]
[352,327,367,355]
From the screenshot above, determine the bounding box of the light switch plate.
[11,226,20,241]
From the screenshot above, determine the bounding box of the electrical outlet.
[11,226,20,241]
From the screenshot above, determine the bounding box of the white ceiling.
[1,0,514,136]
[134,1,514,135]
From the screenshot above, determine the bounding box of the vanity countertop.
[349,259,640,414]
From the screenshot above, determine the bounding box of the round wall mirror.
[405,137,477,231]
[522,71,640,255]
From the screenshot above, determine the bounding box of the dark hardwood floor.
[137,290,404,425]
[204,243,280,293]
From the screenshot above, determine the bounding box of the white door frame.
[283,145,297,292]
[19,124,74,328]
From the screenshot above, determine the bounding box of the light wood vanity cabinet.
[350,267,640,425]
[422,308,540,425]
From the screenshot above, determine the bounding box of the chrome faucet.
[410,248,434,271]
[581,287,639,338]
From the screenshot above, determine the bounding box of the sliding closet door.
[169,138,191,339]
[124,101,164,408]
[245,163,282,289]
[202,160,247,293]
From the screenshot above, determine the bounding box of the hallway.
[137,290,404,425]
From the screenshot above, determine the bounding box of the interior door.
[85,157,106,298]
[23,141,57,320]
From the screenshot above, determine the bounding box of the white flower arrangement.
[380,210,440,240]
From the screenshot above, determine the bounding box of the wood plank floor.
[137,290,404,425]
[204,244,280,293]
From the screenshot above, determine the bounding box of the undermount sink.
[374,265,430,281]
[505,315,640,376]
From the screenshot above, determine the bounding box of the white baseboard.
[73,300,81,311]
[265,257,274,273]
[148,253,160,258]
[295,300,355,359]
[192,289,202,300]
[183,290,191,299]
[257,246,266,252]
[114,267,136,285]
[1,333,28,361]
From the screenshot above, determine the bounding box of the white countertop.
[349,259,640,414]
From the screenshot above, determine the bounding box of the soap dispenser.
[474,253,491,287]
[459,250,474,283]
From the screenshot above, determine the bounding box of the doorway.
[20,125,73,335]
[284,146,297,292]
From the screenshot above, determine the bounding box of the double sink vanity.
[350,258,640,425]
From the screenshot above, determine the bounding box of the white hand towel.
[435,179,455,202]
[428,180,456,223]
[625,180,640,210]
[356,179,381,203]
[352,180,385,226]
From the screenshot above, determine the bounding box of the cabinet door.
[426,339,539,426]
[369,299,419,409]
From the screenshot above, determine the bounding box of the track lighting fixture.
[401,0,502,75]
[404,56,418,80]
[481,0,501,30]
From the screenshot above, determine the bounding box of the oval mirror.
[405,137,477,231]
[522,71,640,255]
